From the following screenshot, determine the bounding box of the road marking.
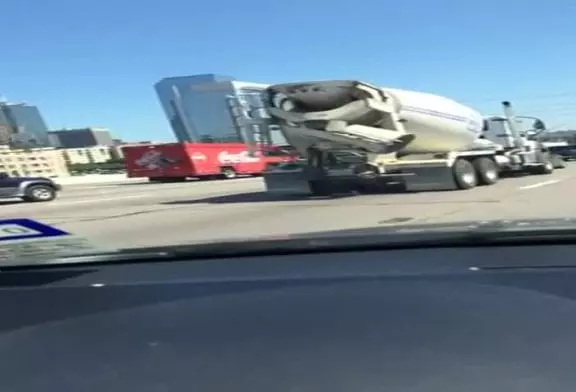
[13,186,263,209]
[63,178,262,193]
[8,194,147,208]
[518,179,562,190]
[57,194,148,205]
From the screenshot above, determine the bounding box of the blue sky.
[1,0,575,141]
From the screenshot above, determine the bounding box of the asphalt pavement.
[3,165,576,251]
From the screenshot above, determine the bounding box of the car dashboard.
[2,243,576,392]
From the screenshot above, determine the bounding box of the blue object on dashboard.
[0,219,70,242]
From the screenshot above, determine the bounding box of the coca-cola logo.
[218,151,260,164]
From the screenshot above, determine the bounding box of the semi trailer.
[255,80,561,196]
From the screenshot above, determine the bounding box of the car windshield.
[0,1,575,262]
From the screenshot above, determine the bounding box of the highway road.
[3,165,576,251]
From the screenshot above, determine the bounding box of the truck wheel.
[22,185,57,202]
[453,159,478,190]
[220,167,237,179]
[473,157,499,185]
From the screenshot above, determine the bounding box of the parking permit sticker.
[0,219,103,265]
[0,219,70,241]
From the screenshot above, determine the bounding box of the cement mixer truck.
[256,80,561,196]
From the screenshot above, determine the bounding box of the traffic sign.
[0,219,70,242]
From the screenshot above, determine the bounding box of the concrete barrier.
[54,174,145,185]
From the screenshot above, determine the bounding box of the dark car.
[558,148,576,161]
[0,172,61,202]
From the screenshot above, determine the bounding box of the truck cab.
[0,172,62,202]
[482,114,565,171]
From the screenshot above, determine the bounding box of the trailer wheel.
[473,157,499,185]
[453,159,478,189]
[220,167,237,179]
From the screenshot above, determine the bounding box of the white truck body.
[383,88,485,152]
[255,80,560,195]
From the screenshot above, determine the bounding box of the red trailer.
[123,142,295,182]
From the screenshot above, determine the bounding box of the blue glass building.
[0,102,51,147]
[0,108,12,145]
[154,74,286,145]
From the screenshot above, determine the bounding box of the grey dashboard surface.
[2,244,576,392]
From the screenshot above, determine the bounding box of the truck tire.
[22,185,57,202]
[220,167,237,179]
[473,157,499,185]
[453,159,478,190]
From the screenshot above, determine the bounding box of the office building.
[154,74,286,145]
[60,145,118,165]
[49,127,115,148]
[0,102,52,147]
[0,145,69,177]
[0,109,12,145]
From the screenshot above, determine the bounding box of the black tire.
[220,167,237,179]
[473,157,499,185]
[22,185,57,202]
[453,159,478,190]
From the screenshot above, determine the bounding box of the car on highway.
[557,147,576,161]
[0,172,61,202]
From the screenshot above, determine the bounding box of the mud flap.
[402,166,458,191]
[551,154,566,169]
[263,169,312,195]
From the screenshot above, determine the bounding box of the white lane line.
[4,194,149,210]
[518,179,562,190]
[14,186,262,208]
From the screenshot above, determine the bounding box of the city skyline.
[0,97,140,149]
